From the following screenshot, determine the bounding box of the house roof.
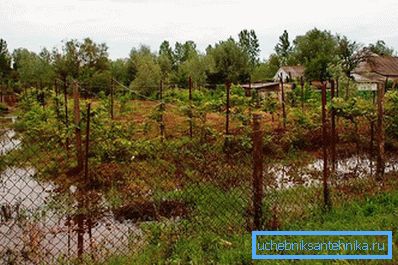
[278,65,305,78]
[353,55,398,77]
[352,73,385,83]
[241,82,279,90]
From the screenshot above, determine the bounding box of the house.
[241,82,290,103]
[273,65,305,82]
[241,82,280,97]
[352,55,398,91]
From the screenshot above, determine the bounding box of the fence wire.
[0,86,396,264]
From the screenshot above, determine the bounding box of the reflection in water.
[267,156,397,189]
[0,122,142,263]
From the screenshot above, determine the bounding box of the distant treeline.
[0,28,395,96]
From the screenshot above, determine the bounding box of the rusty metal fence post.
[225,81,231,135]
[110,79,114,120]
[252,113,264,230]
[73,81,83,171]
[279,76,286,129]
[159,80,165,140]
[321,82,331,210]
[376,81,385,181]
[330,80,336,177]
[300,76,304,111]
[189,76,193,138]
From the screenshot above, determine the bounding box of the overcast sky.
[1,0,398,60]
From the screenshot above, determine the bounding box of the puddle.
[0,121,143,263]
[268,156,398,189]
[0,116,20,156]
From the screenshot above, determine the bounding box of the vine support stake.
[330,80,336,177]
[73,81,83,171]
[376,81,385,181]
[252,113,264,230]
[84,103,91,180]
[370,90,376,176]
[280,75,286,129]
[321,82,331,210]
[110,78,114,120]
[159,80,165,140]
[225,81,231,135]
[64,77,70,151]
[300,76,304,111]
[189,76,193,138]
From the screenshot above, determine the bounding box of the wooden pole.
[110,79,114,119]
[330,80,336,176]
[73,81,83,171]
[63,77,70,150]
[225,81,231,135]
[189,76,193,138]
[300,76,304,111]
[370,90,376,176]
[252,113,264,230]
[280,76,286,129]
[159,80,165,140]
[376,82,385,181]
[321,82,331,210]
[84,103,91,180]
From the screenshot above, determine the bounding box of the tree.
[368,40,395,56]
[336,35,369,77]
[238,29,260,69]
[12,47,54,90]
[158,40,174,80]
[127,45,153,84]
[275,30,292,66]
[206,38,250,84]
[252,54,281,81]
[0,39,11,81]
[111,59,129,86]
[293,28,338,81]
[129,46,161,96]
[175,53,209,87]
[174,41,197,67]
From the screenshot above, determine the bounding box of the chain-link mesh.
[0,86,396,264]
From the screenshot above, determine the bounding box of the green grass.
[101,188,398,265]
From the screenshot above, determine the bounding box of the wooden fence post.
[321,82,331,210]
[225,81,231,135]
[252,113,264,230]
[73,81,83,171]
[280,76,286,129]
[330,80,336,176]
[370,90,376,176]
[84,103,91,180]
[159,80,165,140]
[300,76,304,111]
[376,82,385,181]
[63,77,70,150]
[189,76,193,138]
[110,79,114,120]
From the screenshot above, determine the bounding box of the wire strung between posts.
[111,78,158,102]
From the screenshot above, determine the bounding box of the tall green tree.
[336,35,369,77]
[275,30,292,66]
[158,40,174,80]
[206,38,250,84]
[293,28,338,81]
[0,39,11,82]
[128,46,161,96]
[238,29,260,69]
[368,40,395,56]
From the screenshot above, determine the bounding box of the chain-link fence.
[0,83,397,264]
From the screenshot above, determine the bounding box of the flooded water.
[0,116,141,264]
[268,155,398,189]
